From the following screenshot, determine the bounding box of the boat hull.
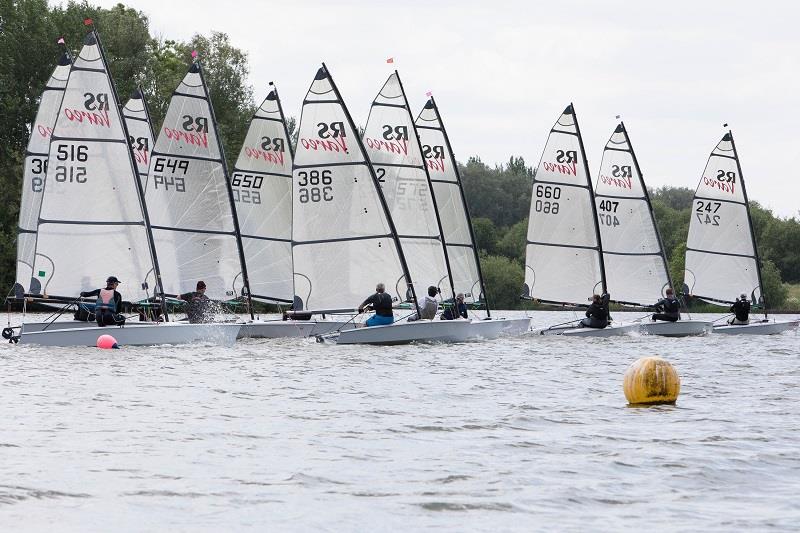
[238,320,356,338]
[466,317,531,339]
[333,319,472,345]
[22,320,156,333]
[639,320,713,337]
[713,320,799,335]
[560,323,641,337]
[18,323,241,347]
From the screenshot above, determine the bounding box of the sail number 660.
[534,184,561,214]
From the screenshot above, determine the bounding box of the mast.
[322,63,420,316]
[573,103,607,295]
[196,60,254,319]
[620,121,673,296]
[93,28,169,320]
[394,74,456,302]
[728,130,767,317]
[426,96,491,316]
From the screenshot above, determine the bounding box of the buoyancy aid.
[663,297,680,314]
[95,288,117,313]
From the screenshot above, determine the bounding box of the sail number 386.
[298,170,333,203]
[534,184,560,214]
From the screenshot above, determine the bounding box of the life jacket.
[373,292,394,316]
[95,288,116,313]
[663,297,680,314]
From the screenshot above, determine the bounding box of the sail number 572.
[534,184,561,214]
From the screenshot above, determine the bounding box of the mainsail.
[122,87,155,189]
[684,131,762,306]
[230,85,294,304]
[594,122,671,305]
[292,65,414,312]
[32,31,160,301]
[523,104,606,305]
[145,61,250,303]
[362,73,452,299]
[415,97,487,310]
[14,51,71,296]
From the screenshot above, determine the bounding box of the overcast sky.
[88,0,800,217]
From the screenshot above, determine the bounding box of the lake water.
[1,310,798,531]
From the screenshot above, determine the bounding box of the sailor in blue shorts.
[359,283,395,327]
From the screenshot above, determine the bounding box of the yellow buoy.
[623,356,680,406]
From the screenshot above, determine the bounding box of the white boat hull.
[713,320,799,335]
[639,320,713,337]
[333,319,472,345]
[560,323,642,337]
[21,320,156,333]
[238,319,356,338]
[466,317,531,339]
[19,323,241,347]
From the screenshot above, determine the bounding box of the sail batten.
[524,104,605,305]
[593,122,671,306]
[684,131,762,307]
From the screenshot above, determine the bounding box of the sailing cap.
[740,293,747,299]
[106,276,121,284]
[197,281,207,290]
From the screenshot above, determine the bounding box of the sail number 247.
[534,185,560,214]
[695,200,721,226]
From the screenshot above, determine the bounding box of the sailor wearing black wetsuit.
[580,294,609,329]
[359,283,395,327]
[80,276,125,327]
[652,288,681,322]
[729,293,751,325]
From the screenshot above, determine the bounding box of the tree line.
[1,0,797,311]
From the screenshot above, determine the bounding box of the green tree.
[480,254,524,310]
[495,218,527,262]
[761,259,788,309]
[471,217,500,255]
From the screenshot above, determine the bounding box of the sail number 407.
[598,199,620,227]
[534,184,560,214]
[298,170,333,203]
[695,200,721,226]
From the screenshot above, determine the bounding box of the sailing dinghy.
[16,32,240,346]
[523,105,635,337]
[292,65,470,344]
[684,131,797,335]
[415,97,529,337]
[593,123,711,337]
[228,84,353,337]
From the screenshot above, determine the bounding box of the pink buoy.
[96,334,119,349]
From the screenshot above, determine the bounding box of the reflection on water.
[1,311,798,530]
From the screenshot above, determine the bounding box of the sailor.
[441,293,468,320]
[80,276,125,327]
[728,293,751,325]
[652,287,681,322]
[359,283,395,327]
[181,281,213,324]
[407,286,440,322]
[580,294,609,329]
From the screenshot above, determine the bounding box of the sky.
[87,0,800,217]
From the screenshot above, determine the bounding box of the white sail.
[524,104,604,305]
[122,88,155,189]
[594,123,670,305]
[145,62,246,301]
[230,87,293,304]
[362,73,451,298]
[415,97,483,305]
[292,65,407,311]
[32,32,157,300]
[684,132,761,305]
[15,51,71,296]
